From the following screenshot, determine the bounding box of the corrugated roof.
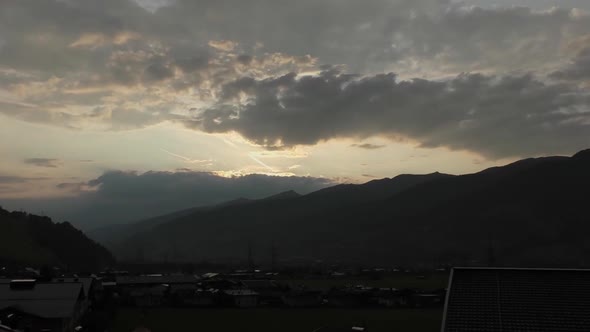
[0,283,82,319]
[0,324,17,332]
[442,268,590,332]
[52,278,94,298]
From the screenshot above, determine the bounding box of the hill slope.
[111,149,590,267]
[112,172,452,263]
[0,207,115,271]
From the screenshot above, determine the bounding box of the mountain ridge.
[0,207,115,271]
[90,149,590,268]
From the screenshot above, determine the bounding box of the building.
[241,280,285,306]
[51,278,97,314]
[116,275,199,307]
[372,288,409,307]
[0,280,85,332]
[442,267,590,332]
[223,290,258,308]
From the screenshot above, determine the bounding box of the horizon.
[1,147,587,230]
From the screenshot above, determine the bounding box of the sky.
[0,0,589,228]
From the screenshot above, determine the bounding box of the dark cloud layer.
[189,69,590,158]
[551,47,590,81]
[1,0,589,159]
[0,170,333,229]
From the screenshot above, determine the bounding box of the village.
[0,266,447,332]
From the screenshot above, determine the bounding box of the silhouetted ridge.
[573,148,590,160]
[101,148,590,267]
[0,207,115,270]
[264,190,301,201]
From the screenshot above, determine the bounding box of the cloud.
[0,176,30,184]
[1,0,590,158]
[551,45,590,81]
[188,68,590,159]
[0,175,53,198]
[24,158,61,168]
[208,40,238,52]
[352,143,386,150]
[1,170,334,229]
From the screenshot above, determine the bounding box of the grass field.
[285,273,449,290]
[113,307,443,332]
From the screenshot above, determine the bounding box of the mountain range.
[94,149,590,267]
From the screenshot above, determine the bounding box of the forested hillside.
[0,207,115,271]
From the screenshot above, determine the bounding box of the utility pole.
[271,243,277,272]
[487,235,496,267]
[248,242,255,272]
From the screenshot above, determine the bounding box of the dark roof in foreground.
[0,283,83,319]
[442,267,590,332]
[52,277,94,298]
[0,324,17,332]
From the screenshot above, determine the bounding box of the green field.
[285,273,449,290]
[113,308,443,332]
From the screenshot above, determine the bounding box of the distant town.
[0,264,448,332]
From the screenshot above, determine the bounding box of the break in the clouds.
[1,170,333,229]
[0,0,589,159]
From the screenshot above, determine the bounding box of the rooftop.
[442,267,590,332]
[0,282,83,319]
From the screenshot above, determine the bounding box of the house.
[51,278,97,314]
[442,267,590,332]
[199,279,242,291]
[241,280,286,306]
[201,273,220,280]
[0,280,85,332]
[168,284,220,307]
[373,288,410,308]
[223,290,258,308]
[409,292,444,308]
[116,275,198,307]
[52,278,96,300]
